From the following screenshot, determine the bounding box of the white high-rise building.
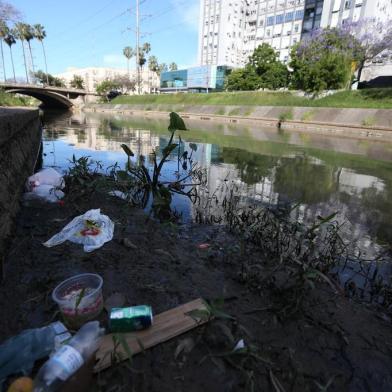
[198,0,392,68]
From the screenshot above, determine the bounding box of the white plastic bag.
[24,185,65,203]
[24,168,65,203]
[43,209,114,252]
[27,168,64,190]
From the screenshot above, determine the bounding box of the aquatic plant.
[118,112,206,220]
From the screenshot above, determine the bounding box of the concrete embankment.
[0,107,41,260]
[84,104,392,141]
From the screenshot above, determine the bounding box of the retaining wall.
[0,108,41,261]
[84,104,392,140]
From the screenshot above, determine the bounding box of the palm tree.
[169,62,178,71]
[0,21,8,82]
[123,46,134,78]
[33,24,48,85]
[14,22,29,83]
[4,32,16,82]
[23,24,35,75]
[148,55,159,92]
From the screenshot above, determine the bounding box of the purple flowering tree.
[342,18,392,82]
[0,1,21,23]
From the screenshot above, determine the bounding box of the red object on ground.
[80,228,101,236]
[58,200,65,206]
[198,243,210,249]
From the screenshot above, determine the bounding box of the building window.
[295,9,304,20]
[285,12,294,22]
[267,16,274,26]
[276,14,284,24]
[294,24,299,32]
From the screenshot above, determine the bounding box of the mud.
[0,190,391,392]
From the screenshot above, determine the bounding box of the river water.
[43,110,392,263]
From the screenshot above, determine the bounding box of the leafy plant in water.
[118,112,206,220]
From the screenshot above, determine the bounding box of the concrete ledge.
[83,104,392,141]
[0,107,41,261]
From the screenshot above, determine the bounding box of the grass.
[111,88,392,109]
[0,89,31,106]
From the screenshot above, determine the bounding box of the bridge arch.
[6,88,73,109]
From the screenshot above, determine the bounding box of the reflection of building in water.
[338,169,385,195]
[192,145,388,254]
[52,122,160,157]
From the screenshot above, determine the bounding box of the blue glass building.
[160,65,230,93]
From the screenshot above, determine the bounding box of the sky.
[3,0,200,78]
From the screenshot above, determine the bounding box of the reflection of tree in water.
[76,129,86,144]
[221,147,276,185]
[274,155,338,204]
[360,182,392,245]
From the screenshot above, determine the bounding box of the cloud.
[171,0,200,31]
[103,54,125,67]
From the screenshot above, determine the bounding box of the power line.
[47,8,130,54]
[50,0,122,39]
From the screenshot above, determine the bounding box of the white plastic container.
[52,273,103,328]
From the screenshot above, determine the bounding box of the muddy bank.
[1,184,391,391]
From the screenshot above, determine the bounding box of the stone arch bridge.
[0,83,98,109]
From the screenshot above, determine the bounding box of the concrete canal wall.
[0,108,41,259]
[84,104,392,141]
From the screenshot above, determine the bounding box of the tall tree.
[14,22,29,82]
[157,63,168,75]
[123,46,134,77]
[4,31,15,82]
[0,1,21,22]
[342,18,392,83]
[0,20,8,81]
[169,62,178,71]
[34,24,49,85]
[23,24,35,75]
[70,74,84,89]
[290,28,361,93]
[136,42,151,94]
[148,55,159,92]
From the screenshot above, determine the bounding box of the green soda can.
[109,305,153,332]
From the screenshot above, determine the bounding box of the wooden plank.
[94,298,208,372]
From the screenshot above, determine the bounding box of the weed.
[361,116,376,127]
[215,107,226,115]
[278,109,293,122]
[301,110,315,122]
[117,112,206,220]
[228,108,242,116]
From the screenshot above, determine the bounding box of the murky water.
[42,110,392,260]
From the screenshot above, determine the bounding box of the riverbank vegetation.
[0,88,31,106]
[111,88,392,109]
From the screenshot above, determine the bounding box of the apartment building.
[56,67,159,93]
[198,0,392,67]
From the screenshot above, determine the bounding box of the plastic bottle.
[0,322,70,385]
[33,321,104,392]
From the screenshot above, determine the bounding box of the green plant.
[118,112,205,220]
[228,108,242,116]
[301,110,315,121]
[278,109,293,122]
[361,116,376,127]
[215,107,226,115]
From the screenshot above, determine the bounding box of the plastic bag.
[43,209,114,252]
[24,168,65,203]
[24,185,65,203]
[0,322,70,386]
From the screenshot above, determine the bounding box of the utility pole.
[136,0,140,94]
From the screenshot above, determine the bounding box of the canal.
[43,110,392,263]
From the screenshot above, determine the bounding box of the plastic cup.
[52,273,103,328]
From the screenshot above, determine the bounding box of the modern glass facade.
[160,65,230,92]
[160,69,188,91]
